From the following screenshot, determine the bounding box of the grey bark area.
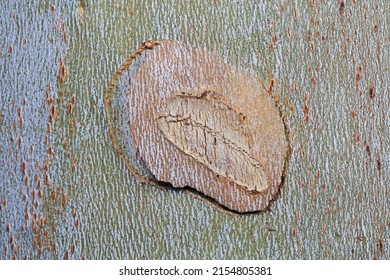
[125,40,290,213]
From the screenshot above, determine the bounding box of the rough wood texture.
[119,40,290,213]
[2,1,387,261]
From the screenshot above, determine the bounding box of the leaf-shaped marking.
[157,90,268,192]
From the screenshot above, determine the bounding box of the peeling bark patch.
[104,40,290,213]
[157,90,268,192]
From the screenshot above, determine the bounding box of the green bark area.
[0,0,388,259]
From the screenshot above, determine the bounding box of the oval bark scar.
[157,90,268,192]
[104,40,291,213]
